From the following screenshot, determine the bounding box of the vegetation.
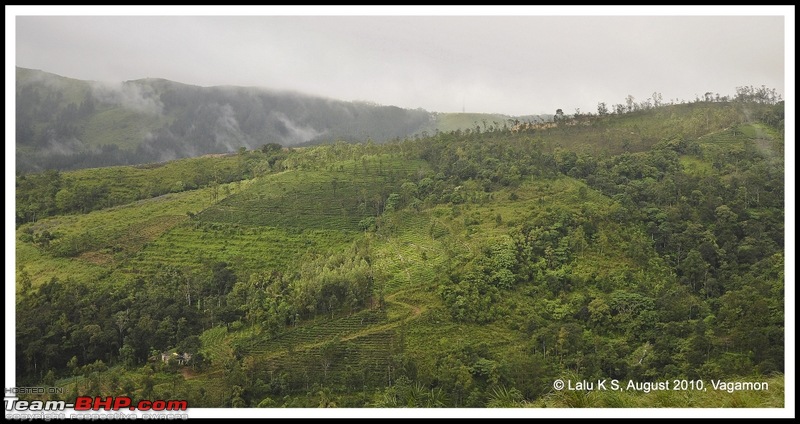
[16,67,555,173]
[15,88,785,408]
[16,67,429,172]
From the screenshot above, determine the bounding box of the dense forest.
[15,67,434,171]
[15,88,785,407]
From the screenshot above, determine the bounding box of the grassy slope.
[17,67,91,106]
[16,182,247,288]
[60,154,245,207]
[82,108,169,150]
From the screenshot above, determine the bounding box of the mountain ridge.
[15,67,535,172]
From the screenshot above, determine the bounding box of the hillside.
[14,98,785,408]
[15,68,546,172]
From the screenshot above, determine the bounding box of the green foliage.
[16,185,232,286]
[16,154,251,224]
[197,154,429,231]
[15,67,434,172]
[15,95,783,408]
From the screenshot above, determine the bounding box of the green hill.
[16,68,543,173]
[15,98,785,408]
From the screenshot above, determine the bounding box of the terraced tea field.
[198,155,430,231]
[17,184,244,286]
[122,223,352,279]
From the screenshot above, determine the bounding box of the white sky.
[9,6,792,116]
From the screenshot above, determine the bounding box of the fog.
[91,82,164,115]
[12,7,789,116]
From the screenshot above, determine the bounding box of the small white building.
[160,351,192,365]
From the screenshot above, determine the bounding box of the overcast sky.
[10,7,790,116]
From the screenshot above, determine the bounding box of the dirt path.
[252,288,425,360]
[340,290,424,342]
[185,288,426,380]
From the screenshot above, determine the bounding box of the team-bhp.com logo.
[6,395,188,420]
[72,396,187,411]
[6,396,187,411]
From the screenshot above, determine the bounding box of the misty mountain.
[16,67,444,171]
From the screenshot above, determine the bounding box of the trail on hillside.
[341,290,424,342]
[252,289,425,360]
[183,290,425,380]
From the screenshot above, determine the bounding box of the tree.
[55,188,77,212]
[487,386,525,407]
[625,95,636,112]
[679,250,709,293]
[652,92,663,107]
[210,262,237,296]
[319,339,340,381]
[261,143,283,154]
[400,181,418,205]
[597,102,609,116]
[119,339,136,367]
[384,193,401,212]
[17,266,32,294]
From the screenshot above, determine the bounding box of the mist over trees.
[15,67,433,172]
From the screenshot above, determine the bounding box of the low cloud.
[91,81,164,115]
[214,103,250,151]
[271,111,326,145]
